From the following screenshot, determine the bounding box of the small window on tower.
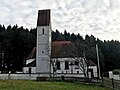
[42,28,44,34]
[42,51,44,53]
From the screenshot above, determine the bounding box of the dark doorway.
[88,68,93,78]
[65,61,69,70]
[29,67,31,74]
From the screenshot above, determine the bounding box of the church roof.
[25,60,36,67]
[37,9,50,26]
[51,41,79,58]
[87,60,96,66]
[26,41,79,59]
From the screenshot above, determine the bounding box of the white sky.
[0,0,120,41]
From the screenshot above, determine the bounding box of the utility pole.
[96,44,101,79]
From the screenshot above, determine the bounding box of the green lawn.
[0,80,111,90]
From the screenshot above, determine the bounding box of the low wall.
[113,75,120,80]
[109,71,120,80]
[0,73,49,80]
[0,73,85,80]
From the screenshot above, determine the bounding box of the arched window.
[65,61,69,70]
[56,61,60,70]
[75,61,78,65]
[75,61,79,69]
[42,28,44,34]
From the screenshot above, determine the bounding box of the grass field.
[0,80,111,90]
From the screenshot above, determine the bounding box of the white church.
[23,9,98,78]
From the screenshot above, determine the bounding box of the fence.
[103,77,120,90]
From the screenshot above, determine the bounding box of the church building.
[23,9,98,78]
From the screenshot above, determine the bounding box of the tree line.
[0,24,120,74]
[0,24,36,72]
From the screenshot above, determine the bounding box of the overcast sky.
[0,0,120,41]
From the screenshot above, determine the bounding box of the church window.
[75,61,79,69]
[65,61,69,70]
[56,61,60,70]
[42,28,44,34]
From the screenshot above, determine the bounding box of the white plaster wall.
[24,58,98,78]
[23,67,36,73]
[113,75,120,80]
[109,71,113,79]
[36,26,51,73]
[88,66,98,77]
[51,58,85,76]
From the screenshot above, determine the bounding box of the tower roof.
[37,9,50,26]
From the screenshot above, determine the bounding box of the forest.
[0,24,120,75]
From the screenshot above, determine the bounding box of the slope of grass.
[0,80,111,90]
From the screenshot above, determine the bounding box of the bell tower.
[36,9,51,73]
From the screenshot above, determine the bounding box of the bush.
[11,70,16,73]
[1,70,9,74]
[113,69,120,75]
